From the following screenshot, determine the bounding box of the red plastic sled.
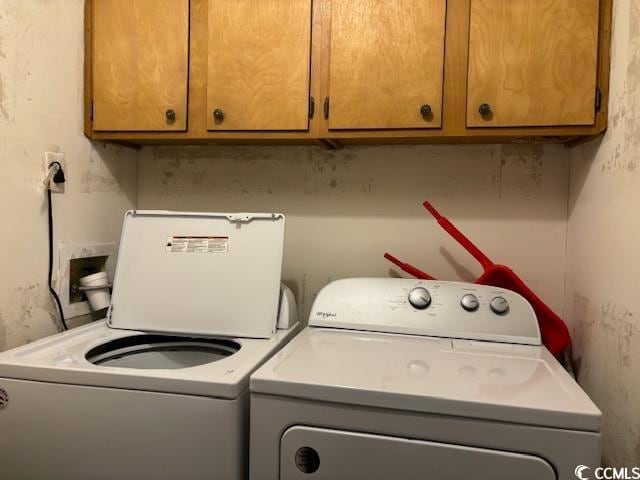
[384,200,571,355]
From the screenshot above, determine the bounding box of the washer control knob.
[490,296,509,315]
[460,294,479,312]
[408,287,431,310]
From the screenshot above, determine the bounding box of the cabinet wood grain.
[327,0,447,130]
[206,0,312,131]
[84,0,612,144]
[92,0,189,131]
[467,0,600,127]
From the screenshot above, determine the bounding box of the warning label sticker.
[165,236,229,253]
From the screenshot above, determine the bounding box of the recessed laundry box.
[0,210,299,480]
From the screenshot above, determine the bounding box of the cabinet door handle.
[478,103,492,116]
[420,104,432,117]
[213,109,224,121]
[165,109,176,122]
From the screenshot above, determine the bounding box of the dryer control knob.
[490,296,509,315]
[460,294,479,312]
[408,287,431,310]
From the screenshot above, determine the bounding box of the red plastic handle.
[384,253,436,280]
[423,201,494,270]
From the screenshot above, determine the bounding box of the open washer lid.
[108,210,285,338]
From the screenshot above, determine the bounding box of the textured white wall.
[0,1,136,351]
[565,0,640,466]
[137,144,570,320]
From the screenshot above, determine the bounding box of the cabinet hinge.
[595,86,602,113]
[323,97,330,120]
[309,97,315,119]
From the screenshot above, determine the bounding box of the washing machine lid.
[251,328,602,432]
[108,210,285,338]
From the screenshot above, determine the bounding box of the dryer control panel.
[309,278,541,345]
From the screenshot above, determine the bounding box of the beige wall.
[138,144,570,320]
[3,0,639,468]
[565,0,640,467]
[0,0,572,360]
[0,1,136,351]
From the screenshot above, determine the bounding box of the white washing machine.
[0,210,299,480]
[250,278,602,480]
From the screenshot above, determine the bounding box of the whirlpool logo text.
[575,465,640,479]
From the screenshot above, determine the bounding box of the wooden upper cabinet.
[206,0,312,131]
[92,0,189,132]
[85,0,612,143]
[327,0,447,130]
[467,0,600,128]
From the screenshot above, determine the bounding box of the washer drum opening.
[86,334,241,369]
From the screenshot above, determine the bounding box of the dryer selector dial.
[408,287,432,310]
[490,296,510,315]
[460,294,479,312]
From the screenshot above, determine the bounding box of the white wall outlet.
[43,151,66,193]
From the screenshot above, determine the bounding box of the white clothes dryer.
[250,278,601,480]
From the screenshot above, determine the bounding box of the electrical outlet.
[43,151,66,193]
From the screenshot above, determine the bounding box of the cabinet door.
[328,0,446,130]
[92,0,189,131]
[467,0,599,127]
[207,0,312,131]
